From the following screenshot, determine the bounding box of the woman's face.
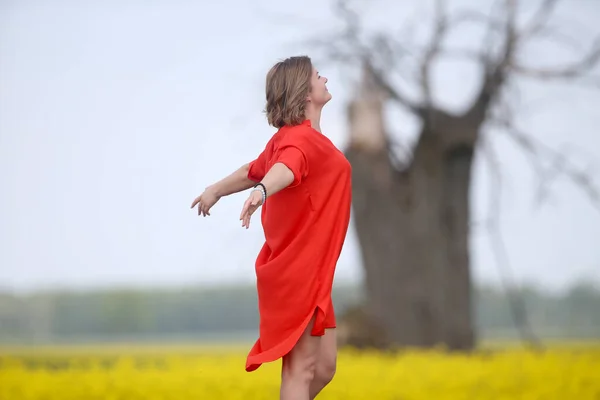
[307,67,332,107]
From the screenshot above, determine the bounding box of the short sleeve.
[248,150,267,182]
[274,144,308,187]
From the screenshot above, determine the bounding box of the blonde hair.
[265,56,313,128]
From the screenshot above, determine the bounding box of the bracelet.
[254,183,267,198]
[253,183,267,204]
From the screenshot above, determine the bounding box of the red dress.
[245,119,352,372]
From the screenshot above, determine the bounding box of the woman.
[190,55,352,400]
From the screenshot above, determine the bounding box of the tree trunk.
[344,128,476,350]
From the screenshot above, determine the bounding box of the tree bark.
[344,128,476,350]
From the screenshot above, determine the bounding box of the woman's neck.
[305,107,322,132]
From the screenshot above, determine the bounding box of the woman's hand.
[239,189,264,229]
[191,186,221,217]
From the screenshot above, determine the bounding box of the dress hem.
[245,305,326,372]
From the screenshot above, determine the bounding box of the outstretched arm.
[256,162,295,199]
[191,163,255,217]
[239,162,295,229]
[209,163,256,197]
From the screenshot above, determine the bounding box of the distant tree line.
[0,282,598,344]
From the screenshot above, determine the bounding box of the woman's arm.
[256,162,295,199]
[209,163,256,197]
[239,162,295,228]
[191,163,256,217]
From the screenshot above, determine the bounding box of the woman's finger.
[240,199,251,220]
[239,202,246,220]
[240,193,262,228]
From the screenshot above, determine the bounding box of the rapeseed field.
[1,342,599,399]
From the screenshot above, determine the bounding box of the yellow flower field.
[1,342,599,399]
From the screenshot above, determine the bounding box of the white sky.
[1,0,599,294]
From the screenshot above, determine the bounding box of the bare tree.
[308,0,600,350]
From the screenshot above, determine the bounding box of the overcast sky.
[1,0,599,294]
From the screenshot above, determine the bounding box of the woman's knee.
[316,357,336,384]
[282,334,320,383]
[282,352,318,383]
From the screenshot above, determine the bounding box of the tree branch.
[467,0,519,122]
[526,25,583,53]
[362,59,423,114]
[419,0,448,108]
[450,8,506,33]
[510,38,600,80]
[432,47,487,63]
[504,0,600,83]
[492,117,600,212]
[522,0,561,37]
[306,0,424,114]
[479,135,543,350]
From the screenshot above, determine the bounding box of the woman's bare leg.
[280,313,321,400]
[309,328,337,399]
